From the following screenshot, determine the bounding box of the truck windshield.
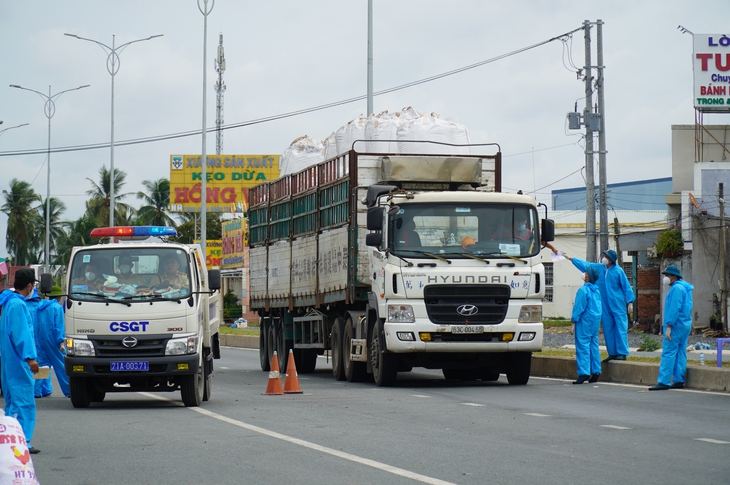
[69,247,192,302]
[389,203,540,258]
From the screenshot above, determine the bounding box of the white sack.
[0,416,39,485]
[335,114,369,154]
[281,135,325,176]
[396,111,471,155]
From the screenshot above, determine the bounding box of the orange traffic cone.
[283,349,303,394]
[263,351,283,395]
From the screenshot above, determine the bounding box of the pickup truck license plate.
[110,361,149,372]
[451,326,484,334]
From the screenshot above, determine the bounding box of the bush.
[655,226,683,259]
[638,334,661,352]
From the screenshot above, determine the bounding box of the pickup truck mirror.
[365,233,383,247]
[208,269,221,291]
[40,273,53,294]
[367,207,384,231]
[541,219,555,242]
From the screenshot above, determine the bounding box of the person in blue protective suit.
[23,285,44,398]
[650,265,694,391]
[564,249,634,362]
[571,267,603,384]
[0,269,41,454]
[34,285,70,398]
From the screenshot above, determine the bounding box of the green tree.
[136,178,175,227]
[85,165,134,225]
[170,213,221,244]
[54,216,101,266]
[38,196,67,262]
[1,179,42,265]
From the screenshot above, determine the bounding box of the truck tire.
[259,321,270,371]
[90,389,106,402]
[268,319,287,373]
[203,354,213,402]
[477,368,501,382]
[344,318,366,382]
[369,321,397,387]
[181,365,204,407]
[331,317,346,381]
[70,377,91,408]
[506,352,532,385]
[293,349,317,374]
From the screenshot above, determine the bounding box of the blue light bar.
[135,226,177,237]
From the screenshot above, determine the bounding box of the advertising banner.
[195,240,223,269]
[170,154,280,212]
[221,218,246,269]
[693,34,730,112]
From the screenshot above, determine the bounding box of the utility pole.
[597,20,609,253]
[367,0,373,116]
[215,33,226,155]
[583,20,597,262]
[720,183,727,332]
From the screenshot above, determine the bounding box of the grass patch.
[543,319,571,328]
[219,326,259,336]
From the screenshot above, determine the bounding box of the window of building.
[622,261,634,287]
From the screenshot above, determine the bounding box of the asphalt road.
[27,347,730,485]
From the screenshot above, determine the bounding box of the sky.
[1,0,729,261]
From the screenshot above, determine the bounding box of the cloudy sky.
[1,1,728,260]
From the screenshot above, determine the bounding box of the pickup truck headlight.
[165,335,198,355]
[518,305,542,323]
[66,338,95,357]
[388,304,415,323]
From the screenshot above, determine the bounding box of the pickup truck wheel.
[181,366,204,407]
[506,352,532,385]
[344,318,366,382]
[369,321,397,387]
[294,349,317,374]
[259,322,270,371]
[331,317,346,381]
[70,377,91,408]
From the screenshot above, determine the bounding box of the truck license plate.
[451,326,484,334]
[110,361,149,372]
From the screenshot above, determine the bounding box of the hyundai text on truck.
[43,226,222,407]
[250,144,554,386]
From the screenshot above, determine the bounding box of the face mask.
[662,276,671,286]
[85,272,96,281]
[601,257,609,266]
[119,265,131,274]
[518,224,526,232]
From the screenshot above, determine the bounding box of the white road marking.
[530,376,730,396]
[600,425,632,430]
[412,394,431,398]
[140,392,456,485]
[694,438,730,444]
[524,413,551,417]
[461,403,484,407]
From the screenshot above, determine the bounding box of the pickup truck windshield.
[69,247,192,302]
[389,202,540,258]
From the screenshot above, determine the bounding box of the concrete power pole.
[720,183,727,332]
[215,33,226,155]
[583,20,597,262]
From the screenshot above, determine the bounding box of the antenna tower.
[215,33,226,154]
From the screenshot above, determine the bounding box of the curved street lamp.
[198,0,214,262]
[65,32,163,227]
[0,122,29,140]
[9,83,90,272]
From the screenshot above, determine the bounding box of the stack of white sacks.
[279,107,471,176]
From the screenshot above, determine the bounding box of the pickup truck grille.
[424,285,510,325]
[92,336,167,358]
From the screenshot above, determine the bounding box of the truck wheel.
[203,356,213,402]
[331,317,346,381]
[294,349,317,374]
[70,377,91,408]
[506,352,532,385]
[90,389,106,402]
[369,321,397,387]
[268,320,287,373]
[344,318,366,382]
[181,366,204,407]
[259,322,270,371]
[477,368,501,382]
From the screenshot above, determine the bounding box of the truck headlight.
[518,305,542,323]
[165,335,198,355]
[388,305,415,323]
[66,338,95,357]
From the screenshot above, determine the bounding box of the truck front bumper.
[65,354,200,377]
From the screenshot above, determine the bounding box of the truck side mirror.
[541,219,555,242]
[366,233,383,247]
[40,273,53,294]
[367,207,384,231]
[208,269,221,291]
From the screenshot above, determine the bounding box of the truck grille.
[424,285,510,325]
[92,336,167,358]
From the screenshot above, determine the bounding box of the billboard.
[195,240,223,269]
[693,34,730,112]
[221,218,246,269]
[169,154,280,212]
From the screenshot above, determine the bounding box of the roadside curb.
[220,334,730,392]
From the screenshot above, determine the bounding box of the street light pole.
[0,122,29,140]
[198,0,214,262]
[9,84,89,273]
[65,32,163,227]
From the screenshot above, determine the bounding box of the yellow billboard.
[221,218,246,269]
[195,240,223,270]
[169,154,280,212]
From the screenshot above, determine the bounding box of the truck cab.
[58,226,221,408]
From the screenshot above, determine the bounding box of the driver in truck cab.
[72,262,105,292]
[151,254,189,290]
[395,218,421,247]
[115,255,146,286]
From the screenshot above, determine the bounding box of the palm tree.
[1,179,42,265]
[85,165,133,225]
[136,178,175,227]
[171,212,222,244]
[38,196,67,263]
[54,216,101,266]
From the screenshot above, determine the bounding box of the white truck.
[41,226,222,407]
[250,145,554,386]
